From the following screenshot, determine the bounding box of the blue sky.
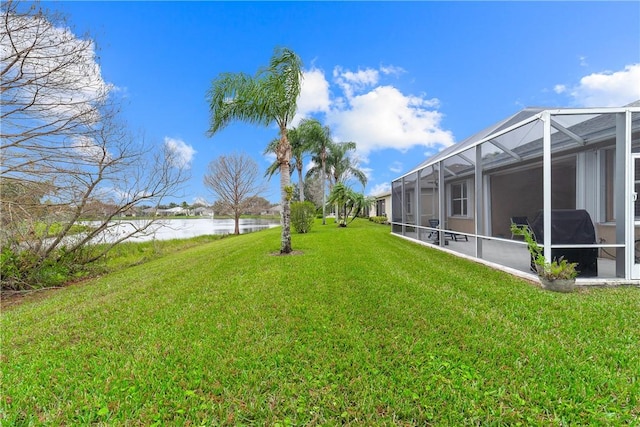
[56,1,640,205]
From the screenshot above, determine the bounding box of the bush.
[369,216,389,224]
[291,201,316,233]
[1,245,96,291]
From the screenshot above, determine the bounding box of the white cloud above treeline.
[297,65,455,156]
[555,63,640,107]
[164,137,195,169]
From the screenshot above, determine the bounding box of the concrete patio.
[396,229,630,286]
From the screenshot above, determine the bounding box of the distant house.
[142,207,159,216]
[193,207,214,216]
[153,206,184,216]
[142,206,188,216]
[370,191,391,218]
[262,204,282,216]
[391,101,640,284]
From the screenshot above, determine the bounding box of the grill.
[529,209,598,277]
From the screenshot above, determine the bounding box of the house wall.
[419,190,438,224]
[370,194,392,218]
[447,217,474,234]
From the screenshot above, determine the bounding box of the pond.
[86,218,280,243]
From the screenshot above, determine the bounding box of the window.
[451,181,468,216]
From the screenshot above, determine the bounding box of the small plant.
[290,201,316,233]
[510,224,578,281]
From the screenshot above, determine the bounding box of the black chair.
[427,219,440,241]
[427,219,467,242]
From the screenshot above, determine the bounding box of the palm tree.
[263,121,308,202]
[326,182,353,227]
[348,192,375,222]
[326,183,374,227]
[317,141,367,223]
[304,122,333,225]
[263,136,282,179]
[289,119,322,202]
[326,141,368,189]
[206,47,303,254]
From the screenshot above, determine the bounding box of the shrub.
[291,201,316,233]
[1,245,96,291]
[369,216,389,224]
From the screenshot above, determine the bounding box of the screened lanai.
[391,102,640,284]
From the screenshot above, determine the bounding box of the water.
[86,218,280,243]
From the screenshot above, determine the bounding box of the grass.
[1,219,639,425]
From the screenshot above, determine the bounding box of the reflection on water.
[87,218,280,243]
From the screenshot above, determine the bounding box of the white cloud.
[263,151,276,164]
[164,137,195,169]
[296,67,331,120]
[562,64,640,107]
[71,135,109,162]
[579,56,588,67]
[361,166,373,182]
[554,84,567,94]
[368,182,391,196]
[327,85,454,154]
[0,14,113,124]
[293,64,454,187]
[389,161,403,174]
[333,66,380,99]
[380,64,406,76]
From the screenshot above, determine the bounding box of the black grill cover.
[529,209,598,277]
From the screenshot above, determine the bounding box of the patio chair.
[427,219,440,241]
[427,219,464,242]
[510,216,530,239]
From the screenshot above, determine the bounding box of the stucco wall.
[446,217,474,234]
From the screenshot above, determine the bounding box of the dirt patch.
[1,287,62,310]
[1,276,93,310]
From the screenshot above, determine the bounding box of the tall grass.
[1,220,639,425]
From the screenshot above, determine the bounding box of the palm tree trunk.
[278,129,292,254]
[321,156,326,225]
[297,164,304,202]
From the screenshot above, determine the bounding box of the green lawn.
[2,219,639,425]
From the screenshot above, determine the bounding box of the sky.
[53,1,640,205]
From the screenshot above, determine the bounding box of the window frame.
[448,180,470,218]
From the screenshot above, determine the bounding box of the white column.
[438,162,445,246]
[542,111,552,262]
[475,145,483,257]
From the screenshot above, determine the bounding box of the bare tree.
[0,1,189,290]
[203,153,267,235]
